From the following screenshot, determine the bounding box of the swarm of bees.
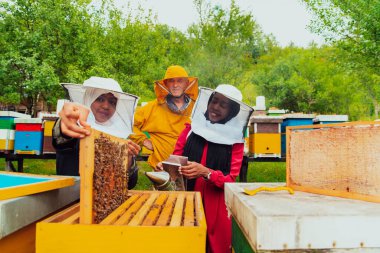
[93,134,129,223]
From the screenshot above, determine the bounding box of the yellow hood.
[154,65,198,103]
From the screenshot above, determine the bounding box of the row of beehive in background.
[0,111,58,155]
[1,110,349,158]
[246,112,349,158]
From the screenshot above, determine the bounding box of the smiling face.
[207,93,232,123]
[165,77,189,98]
[90,93,117,123]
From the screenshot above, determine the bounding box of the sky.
[115,0,326,47]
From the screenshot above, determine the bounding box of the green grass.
[0,158,56,175]
[0,158,286,189]
[247,162,286,183]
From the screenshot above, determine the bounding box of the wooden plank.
[194,192,206,228]
[128,193,159,226]
[286,127,291,186]
[79,129,94,224]
[114,193,150,225]
[42,203,80,223]
[183,193,195,226]
[287,122,380,203]
[156,193,177,226]
[61,212,79,224]
[170,193,185,227]
[79,128,130,224]
[100,193,142,225]
[141,193,169,226]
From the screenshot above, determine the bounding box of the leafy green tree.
[252,46,370,119]
[188,0,273,89]
[0,0,100,115]
[303,0,380,117]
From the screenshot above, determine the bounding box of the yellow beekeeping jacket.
[130,77,198,168]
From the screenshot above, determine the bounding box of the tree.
[188,0,273,89]
[252,46,370,119]
[0,0,100,115]
[303,0,380,117]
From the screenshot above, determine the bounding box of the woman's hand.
[59,102,91,138]
[180,161,209,179]
[126,140,141,156]
[154,162,164,172]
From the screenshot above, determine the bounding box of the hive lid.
[0,172,75,201]
[250,115,283,123]
[283,113,315,119]
[0,111,31,118]
[14,118,42,124]
[314,114,348,122]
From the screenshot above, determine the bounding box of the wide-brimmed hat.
[154,65,198,102]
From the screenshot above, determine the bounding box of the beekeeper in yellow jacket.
[130,65,198,168]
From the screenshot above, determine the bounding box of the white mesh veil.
[61,77,138,139]
[191,86,253,145]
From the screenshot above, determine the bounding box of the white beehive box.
[225,182,380,252]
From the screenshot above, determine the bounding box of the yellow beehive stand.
[287,121,380,203]
[36,190,207,253]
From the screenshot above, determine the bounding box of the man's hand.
[143,139,154,151]
[154,162,164,172]
[59,102,91,138]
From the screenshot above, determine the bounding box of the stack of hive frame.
[286,121,380,203]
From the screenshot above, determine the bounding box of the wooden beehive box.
[42,117,58,154]
[286,121,380,203]
[226,183,380,252]
[36,190,207,253]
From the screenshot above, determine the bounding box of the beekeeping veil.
[61,77,139,139]
[191,85,253,145]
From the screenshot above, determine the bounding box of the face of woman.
[90,93,117,123]
[207,93,231,123]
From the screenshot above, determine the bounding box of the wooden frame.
[36,191,207,253]
[0,171,74,201]
[79,128,130,224]
[286,121,380,203]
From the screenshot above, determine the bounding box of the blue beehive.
[14,118,43,155]
[281,114,315,157]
